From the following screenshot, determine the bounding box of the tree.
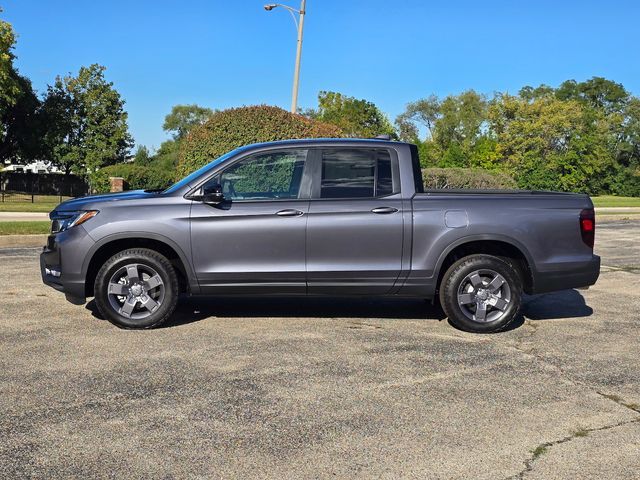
[152,104,216,172]
[395,95,440,142]
[152,139,181,170]
[307,91,396,138]
[433,91,487,152]
[488,94,614,193]
[518,84,555,102]
[163,104,215,139]
[0,15,43,163]
[133,145,151,165]
[519,77,640,194]
[0,14,20,112]
[396,90,491,168]
[41,64,133,181]
[0,74,43,162]
[556,77,629,114]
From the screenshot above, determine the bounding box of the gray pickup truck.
[41,138,600,332]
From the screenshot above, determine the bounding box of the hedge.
[176,105,343,178]
[422,168,517,190]
[93,164,175,193]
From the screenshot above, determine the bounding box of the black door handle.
[371,207,398,214]
[276,209,304,217]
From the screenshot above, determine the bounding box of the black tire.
[439,254,523,333]
[94,248,179,329]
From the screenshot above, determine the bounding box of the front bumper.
[40,227,92,305]
[530,255,601,294]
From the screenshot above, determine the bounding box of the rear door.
[305,147,404,294]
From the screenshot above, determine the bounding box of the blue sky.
[3,0,640,150]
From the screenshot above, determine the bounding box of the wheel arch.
[434,235,535,294]
[82,232,199,298]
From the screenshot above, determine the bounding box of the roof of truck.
[243,138,413,149]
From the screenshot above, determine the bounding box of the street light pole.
[264,1,306,114]
[290,0,306,114]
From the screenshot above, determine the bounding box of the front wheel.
[439,254,523,333]
[94,248,179,329]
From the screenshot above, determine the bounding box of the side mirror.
[202,183,224,205]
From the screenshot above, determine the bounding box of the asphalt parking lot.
[1,221,639,479]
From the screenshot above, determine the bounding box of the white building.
[2,160,62,174]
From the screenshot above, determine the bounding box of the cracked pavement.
[1,220,639,479]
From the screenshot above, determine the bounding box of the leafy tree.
[399,79,640,195]
[163,104,215,140]
[488,94,614,193]
[0,14,43,163]
[556,77,629,114]
[133,145,151,165]
[41,64,133,182]
[519,77,640,194]
[0,74,43,162]
[152,139,181,170]
[397,90,490,168]
[518,84,555,101]
[433,91,487,154]
[0,14,20,111]
[307,91,395,138]
[395,95,440,142]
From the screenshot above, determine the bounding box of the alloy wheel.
[456,268,512,323]
[107,263,165,320]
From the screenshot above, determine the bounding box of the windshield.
[162,147,247,194]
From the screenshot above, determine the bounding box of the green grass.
[0,221,50,235]
[531,445,548,459]
[0,202,59,213]
[592,196,640,207]
[0,193,70,212]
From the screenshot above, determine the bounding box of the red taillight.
[580,208,595,248]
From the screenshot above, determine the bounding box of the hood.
[52,190,157,215]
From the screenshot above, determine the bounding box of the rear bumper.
[530,255,601,294]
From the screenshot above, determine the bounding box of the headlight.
[51,210,99,234]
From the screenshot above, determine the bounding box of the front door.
[306,147,404,294]
[190,148,310,295]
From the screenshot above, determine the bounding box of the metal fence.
[0,173,89,203]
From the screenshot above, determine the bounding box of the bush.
[177,105,343,178]
[93,164,175,193]
[422,168,517,190]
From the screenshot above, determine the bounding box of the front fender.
[81,231,200,294]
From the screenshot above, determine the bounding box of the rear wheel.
[439,254,523,333]
[94,248,179,329]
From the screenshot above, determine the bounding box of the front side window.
[320,148,394,199]
[208,149,308,201]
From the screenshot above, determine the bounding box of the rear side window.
[320,148,394,199]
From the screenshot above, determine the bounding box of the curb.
[0,234,47,248]
[598,215,640,223]
[0,212,49,221]
[595,207,640,212]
